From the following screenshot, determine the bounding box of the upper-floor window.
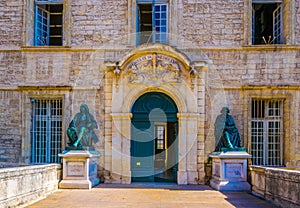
[252,0,283,45]
[136,0,168,45]
[34,0,63,46]
[251,99,283,166]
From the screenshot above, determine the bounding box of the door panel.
[131,121,154,182]
[154,122,177,182]
[130,92,178,182]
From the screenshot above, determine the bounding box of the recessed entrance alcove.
[104,44,207,184]
[131,92,178,182]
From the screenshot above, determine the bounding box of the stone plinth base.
[209,151,251,191]
[59,150,100,189]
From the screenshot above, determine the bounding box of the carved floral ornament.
[107,51,208,88]
[117,53,186,86]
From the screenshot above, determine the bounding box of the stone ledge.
[209,151,251,159]
[59,180,92,189]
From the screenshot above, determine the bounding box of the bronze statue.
[214,107,244,152]
[67,104,98,149]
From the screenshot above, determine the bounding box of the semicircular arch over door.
[131,92,178,182]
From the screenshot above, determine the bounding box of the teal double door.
[131,92,178,182]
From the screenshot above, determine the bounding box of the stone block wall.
[0,0,300,184]
[0,164,61,208]
[180,0,244,46]
[0,0,23,48]
[0,52,24,85]
[1,0,299,48]
[0,91,21,164]
[1,47,300,181]
[295,0,300,44]
[71,0,128,47]
[203,49,300,87]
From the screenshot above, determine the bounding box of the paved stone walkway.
[26,183,278,208]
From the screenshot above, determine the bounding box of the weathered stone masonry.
[0,0,300,184]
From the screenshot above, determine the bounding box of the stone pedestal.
[59,150,100,189]
[209,151,251,191]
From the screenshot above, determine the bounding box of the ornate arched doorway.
[105,44,207,184]
[131,92,178,182]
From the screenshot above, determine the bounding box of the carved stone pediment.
[123,53,183,86]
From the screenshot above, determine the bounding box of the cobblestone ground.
[26,183,278,208]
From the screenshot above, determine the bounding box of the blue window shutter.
[34,6,39,45]
[34,5,50,46]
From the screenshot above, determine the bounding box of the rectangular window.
[31,99,62,163]
[252,1,283,45]
[251,99,283,166]
[34,0,63,46]
[136,1,168,45]
[155,124,166,150]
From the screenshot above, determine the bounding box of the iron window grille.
[31,99,62,163]
[251,99,283,166]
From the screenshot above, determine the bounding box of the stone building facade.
[0,0,300,184]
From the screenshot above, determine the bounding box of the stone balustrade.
[0,164,61,208]
[250,165,300,208]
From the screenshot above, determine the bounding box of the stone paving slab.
[26,183,278,208]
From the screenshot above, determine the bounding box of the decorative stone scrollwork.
[124,53,183,86]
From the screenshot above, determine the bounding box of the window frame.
[25,0,69,46]
[250,99,284,166]
[21,89,70,164]
[30,98,63,164]
[129,0,176,46]
[251,1,283,45]
[245,0,295,46]
[34,0,64,46]
[136,1,168,45]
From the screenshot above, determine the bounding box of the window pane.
[155,5,160,12]
[251,121,264,165]
[252,99,265,118]
[268,100,281,117]
[155,125,165,150]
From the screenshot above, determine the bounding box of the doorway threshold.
[95,182,210,191]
